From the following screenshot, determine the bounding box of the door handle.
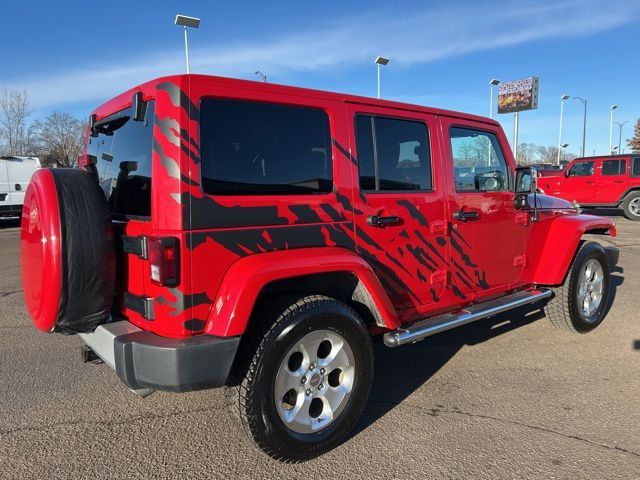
[366,215,402,227]
[614,180,624,184]
[585,181,595,184]
[453,211,480,222]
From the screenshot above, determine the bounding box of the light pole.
[489,79,500,119]
[175,14,201,74]
[609,105,618,154]
[572,96,587,157]
[254,70,267,82]
[559,143,569,164]
[557,95,570,165]
[615,121,629,155]
[375,56,389,99]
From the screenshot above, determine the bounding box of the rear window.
[199,99,333,195]
[633,157,640,177]
[87,101,155,219]
[602,159,626,176]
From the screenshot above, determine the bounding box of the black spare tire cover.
[21,168,115,334]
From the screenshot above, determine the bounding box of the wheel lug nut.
[301,376,307,384]
[309,363,316,371]
[319,383,324,390]
[320,368,325,375]
[306,389,311,396]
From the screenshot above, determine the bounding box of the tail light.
[149,237,180,286]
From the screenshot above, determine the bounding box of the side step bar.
[384,289,553,347]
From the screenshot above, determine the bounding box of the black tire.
[544,241,610,333]
[224,295,374,462]
[621,191,640,221]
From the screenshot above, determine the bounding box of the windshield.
[86,101,155,218]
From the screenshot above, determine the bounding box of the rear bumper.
[79,320,240,393]
[604,246,619,268]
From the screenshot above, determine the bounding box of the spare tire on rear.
[21,168,115,334]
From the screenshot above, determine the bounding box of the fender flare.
[619,187,640,204]
[203,247,400,337]
[528,214,616,286]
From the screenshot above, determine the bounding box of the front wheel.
[224,295,374,462]
[544,241,611,333]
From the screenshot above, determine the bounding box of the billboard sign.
[498,77,539,114]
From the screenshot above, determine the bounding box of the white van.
[1,156,41,218]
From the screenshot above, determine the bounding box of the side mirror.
[515,166,537,194]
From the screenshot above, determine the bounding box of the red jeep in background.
[537,154,640,220]
[20,75,618,461]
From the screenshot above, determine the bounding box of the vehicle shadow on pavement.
[354,269,625,439]
[0,218,20,229]
[583,208,625,219]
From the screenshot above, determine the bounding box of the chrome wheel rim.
[274,329,355,434]
[577,259,604,320]
[629,198,640,216]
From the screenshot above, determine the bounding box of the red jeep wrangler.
[20,75,619,461]
[537,154,640,220]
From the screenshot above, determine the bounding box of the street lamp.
[572,96,588,157]
[609,105,618,154]
[254,70,267,82]
[489,79,500,119]
[175,14,201,74]
[614,121,629,155]
[557,95,570,165]
[375,56,389,99]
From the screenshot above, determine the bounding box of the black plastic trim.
[123,292,154,320]
[604,247,619,268]
[113,331,240,392]
[121,235,148,259]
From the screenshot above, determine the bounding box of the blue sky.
[2,0,639,156]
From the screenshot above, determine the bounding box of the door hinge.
[431,270,451,287]
[515,212,529,226]
[121,235,148,259]
[124,292,155,320]
[514,254,528,268]
[430,220,449,235]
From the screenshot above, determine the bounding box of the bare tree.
[537,145,577,164]
[628,119,640,153]
[31,112,85,167]
[0,89,32,156]
[516,143,538,165]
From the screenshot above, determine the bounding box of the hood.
[528,193,577,211]
[537,169,564,178]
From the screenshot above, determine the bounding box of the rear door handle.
[453,211,480,222]
[614,180,624,184]
[366,215,402,227]
[585,181,595,184]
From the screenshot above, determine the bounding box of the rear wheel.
[544,241,610,333]
[621,192,640,221]
[224,295,373,462]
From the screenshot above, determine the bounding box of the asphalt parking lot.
[0,213,639,479]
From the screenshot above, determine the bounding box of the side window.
[87,101,155,218]
[568,161,595,177]
[602,159,626,176]
[449,127,509,192]
[200,99,333,195]
[355,115,432,192]
[632,157,640,177]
